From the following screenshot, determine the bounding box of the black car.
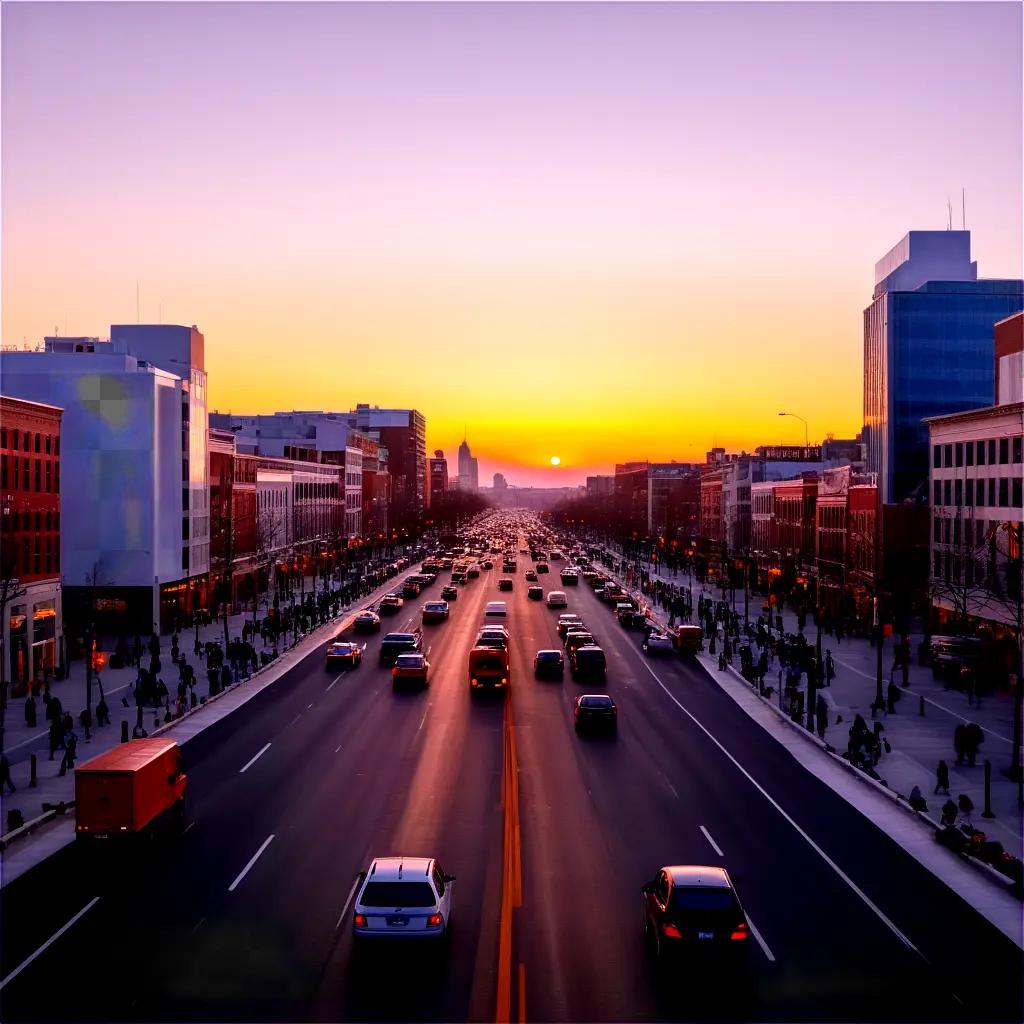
[534,649,565,678]
[527,585,543,601]
[441,585,459,600]
[574,693,616,734]
[379,632,422,666]
[641,865,750,966]
[498,578,514,592]
[570,644,606,681]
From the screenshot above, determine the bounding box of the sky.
[3,2,1021,487]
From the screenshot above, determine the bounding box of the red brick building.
[1,396,64,693]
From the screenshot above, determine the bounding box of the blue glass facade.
[865,278,1023,503]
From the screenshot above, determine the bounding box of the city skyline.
[3,2,1022,486]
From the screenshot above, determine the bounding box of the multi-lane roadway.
[1,540,1021,1022]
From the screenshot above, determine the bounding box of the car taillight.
[730,923,748,941]
[427,913,443,927]
[662,923,682,939]
[501,677,507,684]
[354,913,367,928]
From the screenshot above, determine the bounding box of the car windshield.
[580,697,612,708]
[537,651,560,660]
[671,887,736,912]
[395,655,423,668]
[360,881,436,908]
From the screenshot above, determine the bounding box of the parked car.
[929,635,986,682]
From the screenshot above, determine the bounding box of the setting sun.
[550,455,561,466]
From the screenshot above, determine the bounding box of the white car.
[643,631,675,655]
[485,601,508,618]
[352,856,455,942]
[546,591,568,609]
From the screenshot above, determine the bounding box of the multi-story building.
[429,450,449,506]
[646,463,699,542]
[586,475,615,498]
[457,438,479,493]
[614,462,649,533]
[699,469,724,553]
[349,405,427,525]
[1,396,63,692]
[1,326,210,633]
[863,230,1023,503]
[772,475,819,565]
[995,312,1023,405]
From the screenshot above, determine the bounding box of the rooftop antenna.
[946,197,953,231]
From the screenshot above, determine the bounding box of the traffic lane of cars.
[571,582,1020,1021]
[507,582,954,1023]
[0,574,487,1021]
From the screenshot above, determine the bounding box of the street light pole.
[778,411,809,449]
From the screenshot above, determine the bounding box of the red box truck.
[75,738,187,840]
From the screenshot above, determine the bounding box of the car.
[469,646,510,691]
[485,601,508,619]
[574,693,617,734]
[557,614,585,638]
[546,590,568,609]
[560,569,580,586]
[441,585,459,601]
[534,649,565,678]
[379,632,422,665]
[422,600,450,624]
[326,640,362,669]
[482,560,494,570]
[476,626,510,649]
[379,594,404,615]
[402,580,421,599]
[498,578,514,592]
[524,569,538,582]
[467,565,480,578]
[565,631,596,657]
[392,652,430,689]
[536,562,550,574]
[527,585,543,601]
[641,865,750,966]
[353,609,381,634]
[502,561,517,573]
[643,630,675,655]
[352,857,455,943]
[570,644,606,680]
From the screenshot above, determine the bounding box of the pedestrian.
[58,728,78,776]
[953,723,967,766]
[965,722,984,766]
[96,694,111,727]
[78,706,93,741]
[24,693,37,729]
[0,755,16,794]
[48,718,63,760]
[886,680,900,715]
[908,786,928,813]
[48,694,63,725]
[940,799,958,828]
[825,650,835,685]
[934,759,950,795]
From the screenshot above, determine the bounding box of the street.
[0,552,1021,1023]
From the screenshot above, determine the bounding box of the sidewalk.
[594,542,1024,900]
[0,570,402,834]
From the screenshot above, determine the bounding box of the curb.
[0,801,75,852]
[598,551,1022,899]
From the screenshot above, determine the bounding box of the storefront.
[2,579,63,696]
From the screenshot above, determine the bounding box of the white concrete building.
[0,326,209,632]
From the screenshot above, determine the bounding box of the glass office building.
[863,231,1023,503]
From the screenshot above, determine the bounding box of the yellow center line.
[495,697,522,1023]
[517,961,527,1024]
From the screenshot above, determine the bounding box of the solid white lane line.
[335,874,363,930]
[228,834,275,892]
[639,661,924,959]
[334,743,343,753]
[288,713,301,726]
[699,825,724,857]
[239,742,271,774]
[327,674,342,691]
[744,912,776,962]
[0,897,102,991]
[307,703,313,710]
[183,821,196,835]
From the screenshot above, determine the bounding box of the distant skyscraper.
[493,472,507,490]
[863,231,1023,503]
[429,449,449,505]
[458,436,479,492]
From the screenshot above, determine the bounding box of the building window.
[966,443,974,467]
[34,434,41,453]
[1013,436,1022,464]
[977,440,986,465]
[943,444,952,468]
[44,435,51,455]
[999,438,1010,465]
[23,432,30,451]
[955,442,963,467]
[988,439,996,464]
[966,479,974,506]
[1013,478,1022,510]
[9,430,17,451]
[943,480,952,505]
[999,478,1009,507]
[932,444,941,469]
[0,428,5,449]
[988,478,996,506]
[34,461,41,491]
[954,479,962,507]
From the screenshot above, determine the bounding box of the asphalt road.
[1,553,1021,1023]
